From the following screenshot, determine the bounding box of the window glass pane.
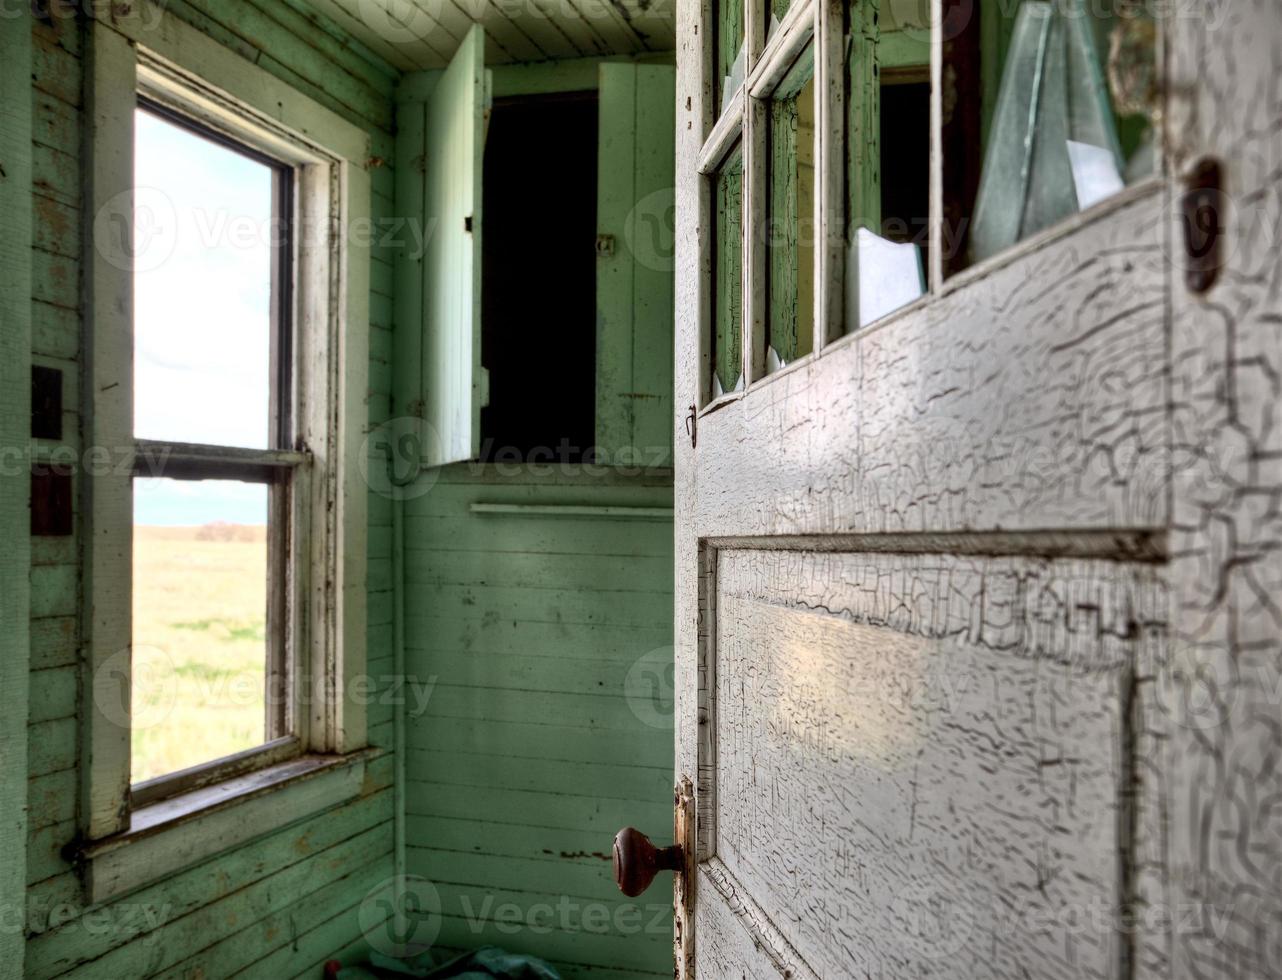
[953,0,1159,270]
[713,147,744,397]
[133,108,279,449]
[766,48,816,372]
[844,2,930,332]
[132,478,270,784]
[717,0,746,114]
[767,0,791,39]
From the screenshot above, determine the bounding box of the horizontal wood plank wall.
[23,4,399,977]
[404,467,674,980]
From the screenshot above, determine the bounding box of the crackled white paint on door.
[672,1,1281,978]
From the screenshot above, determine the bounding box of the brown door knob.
[613,827,684,897]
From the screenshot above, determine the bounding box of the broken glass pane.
[768,0,789,35]
[968,0,1158,264]
[766,47,817,371]
[717,0,746,113]
[846,227,926,331]
[843,1,932,332]
[713,147,744,397]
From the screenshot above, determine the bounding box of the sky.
[133,109,275,527]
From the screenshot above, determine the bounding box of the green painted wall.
[393,56,677,979]
[402,468,675,980]
[1,10,34,979]
[14,7,678,977]
[21,3,401,976]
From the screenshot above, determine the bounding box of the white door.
[655,0,1282,977]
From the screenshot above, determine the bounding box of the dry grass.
[132,524,270,783]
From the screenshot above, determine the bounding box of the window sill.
[78,748,381,904]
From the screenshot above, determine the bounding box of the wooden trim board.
[0,10,33,969]
[81,16,138,841]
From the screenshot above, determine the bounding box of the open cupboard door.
[395,25,490,466]
[607,0,1282,978]
[595,63,676,467]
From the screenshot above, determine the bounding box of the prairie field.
[132,524,269,783]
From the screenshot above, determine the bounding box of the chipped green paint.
[401,470,674,980]
[17,3,400,976]
[848,0,882,237]
[596,63,676,466]
[714,148,744,394]
[393,55,676,977]
[767,52,817,367]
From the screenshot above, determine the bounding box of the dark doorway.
[480,92,599,464]
[879,79,932,273]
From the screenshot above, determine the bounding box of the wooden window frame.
[695,0,1165,410]
[82,8,370,844]
[128,98,301,807]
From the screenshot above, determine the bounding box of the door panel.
[696,867,820,980]
[699,547,1164,978]
[670,1,1279,978]
[695,191,1168,540]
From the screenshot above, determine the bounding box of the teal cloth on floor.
[338,947,561,980]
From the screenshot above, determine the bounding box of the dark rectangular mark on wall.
[32,365,62,440]
[31,467,72,536]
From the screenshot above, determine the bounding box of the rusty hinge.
[684,404,697,449]
[1183,158,1226,295]
[595,234,616,258]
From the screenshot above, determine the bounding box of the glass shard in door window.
[717,0,746,114]
[712,147,744,397]
[134,108,279,449]
[956,0,1159,267]
[843,4,930,331]
[766,47,816,372]
[766,0,789,41]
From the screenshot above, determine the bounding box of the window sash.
[128,102,303,801]
[129,460,307,804]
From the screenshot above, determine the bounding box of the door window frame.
[695,0,1166,411]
